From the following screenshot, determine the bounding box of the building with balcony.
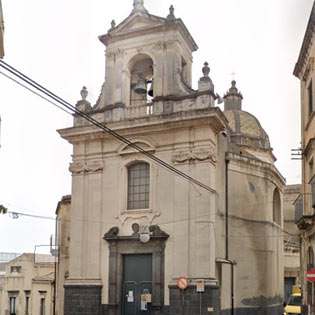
[294,1,315,312]
[0,254,55,315]
[56,1,286,314]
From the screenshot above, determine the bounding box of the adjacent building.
[56,1,286,314]
[294,1,315,313]
[283,185,301,302]
[0,254,55,315]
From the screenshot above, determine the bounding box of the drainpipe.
[216,258,236,315]
[224,154,236,315]
[53,218,57,315]
[225,156,230,260]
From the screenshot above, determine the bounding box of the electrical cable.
[2,209,296,238]
[0,61,300,240]
[0,70,73,116]
[0,60,216,194]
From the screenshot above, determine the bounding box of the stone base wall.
[64,285,102,315]
[221,305,283,315]
[168,285,220,315]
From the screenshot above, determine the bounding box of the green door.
[122,254,152,315]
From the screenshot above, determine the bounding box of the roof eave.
[293,2,315,79]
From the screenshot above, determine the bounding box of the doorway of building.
[122,254,152,315]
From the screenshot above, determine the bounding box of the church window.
[127,162,150,210]
[308,80,313,117]
[272,188,281,225]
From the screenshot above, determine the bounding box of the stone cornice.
[293,2,315,79]
[58,107,228,143]
[226,151,286,187]
[99,18,198,52]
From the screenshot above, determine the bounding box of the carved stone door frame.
[103,226,168,315]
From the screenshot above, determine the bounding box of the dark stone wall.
[168,285,220,315]
[221,304,283,315]
[64,285,102,315]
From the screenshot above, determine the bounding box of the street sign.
[177,277,189,290]
[306,269,315,282]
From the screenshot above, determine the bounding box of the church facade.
[56,1,285,314]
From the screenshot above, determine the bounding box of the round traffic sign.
[177,277,189,290]
[307,269,315,282]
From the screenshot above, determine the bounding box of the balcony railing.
[124,103,154,119]
[295,194,304,223]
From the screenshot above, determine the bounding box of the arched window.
[273,188,281,225]
[127,162,150,210]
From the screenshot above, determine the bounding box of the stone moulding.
[69,160,104,175]
[103,225,169,241]
[172,147,217,164]
[114,210,161,226]
[102,225,168,315]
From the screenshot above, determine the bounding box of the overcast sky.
[0,0,313,255]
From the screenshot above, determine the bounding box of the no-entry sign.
[306,269,315,282]
[177,277,189,290]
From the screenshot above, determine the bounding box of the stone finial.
[166,5,176,22]
[111,20,116,29]
[133,0,148,13]
[202,62,210,77]
[80,86,88,100]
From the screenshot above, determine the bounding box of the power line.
[2,208,299,239]
[0,70,73,116]
[0,60,216,194]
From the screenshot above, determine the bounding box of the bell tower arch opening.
[128,54,154,107]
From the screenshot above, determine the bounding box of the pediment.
[117,137,156,155]
[112,13,165,36]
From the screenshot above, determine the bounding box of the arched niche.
[272,188,281,226]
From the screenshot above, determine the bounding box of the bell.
[148,79,154,97]
[134,79,147,95]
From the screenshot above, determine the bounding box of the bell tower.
[97,1,198,108]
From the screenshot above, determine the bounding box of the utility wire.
[0,62,298,239]
[0,70,73,116]
[3,209,298,238]
[0,60,216,194]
